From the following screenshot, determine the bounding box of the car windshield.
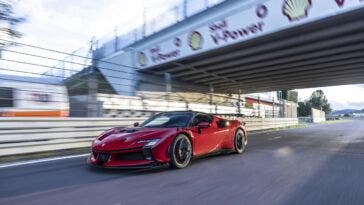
[140,112,193,128]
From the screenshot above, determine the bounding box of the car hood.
[92,127,177,151]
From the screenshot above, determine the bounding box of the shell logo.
[137,52,147,66]
[188,31,203,51]
[283,0,312,21]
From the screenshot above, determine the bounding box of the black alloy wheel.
[234,129,247,154]
[169,134,192,169]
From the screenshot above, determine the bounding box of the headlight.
[137,139,160,147]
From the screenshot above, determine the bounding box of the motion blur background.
[0,0,302,119]
[0,0,363,122]
[1,2,364,204]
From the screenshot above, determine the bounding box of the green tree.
[298,101,311,117]
[0,0,24,48]
[308,89,332,114]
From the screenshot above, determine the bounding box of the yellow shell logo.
[138,52,147,66]
[283,0,311,21]
[188,31,203,51]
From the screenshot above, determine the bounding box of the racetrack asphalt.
[1,120,364,205]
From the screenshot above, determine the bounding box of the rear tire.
[169,134,192,169]
[234,129,247,154]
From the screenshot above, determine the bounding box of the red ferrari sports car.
[88,111,247,169]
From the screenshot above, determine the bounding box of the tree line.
[298,89,332,117]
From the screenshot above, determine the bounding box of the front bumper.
[87,147,164,169]
[88,158,164,169]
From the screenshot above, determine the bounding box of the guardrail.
[0,118,145,157]
[0,117,298,157]
[242,118,298,131]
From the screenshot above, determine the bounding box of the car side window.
[191,114,213,126]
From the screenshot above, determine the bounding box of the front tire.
[234,129,247,154]
[169,134,192,169]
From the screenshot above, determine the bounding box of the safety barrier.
[0,117,298,157]
[0,118,145,157]
[241,118,298,131]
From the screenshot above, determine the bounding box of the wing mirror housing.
[133,122,140,127]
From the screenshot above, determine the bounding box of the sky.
[1,0,364,111]
[14,0,173,51]
[1,0,176,76]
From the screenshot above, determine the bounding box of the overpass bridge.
[94,0,364,95]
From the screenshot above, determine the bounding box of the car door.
[192,114,222,155]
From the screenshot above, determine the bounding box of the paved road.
[1,120,364,205]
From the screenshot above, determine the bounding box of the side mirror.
[133,122,140,127]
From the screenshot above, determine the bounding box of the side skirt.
[192,149,234,160]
